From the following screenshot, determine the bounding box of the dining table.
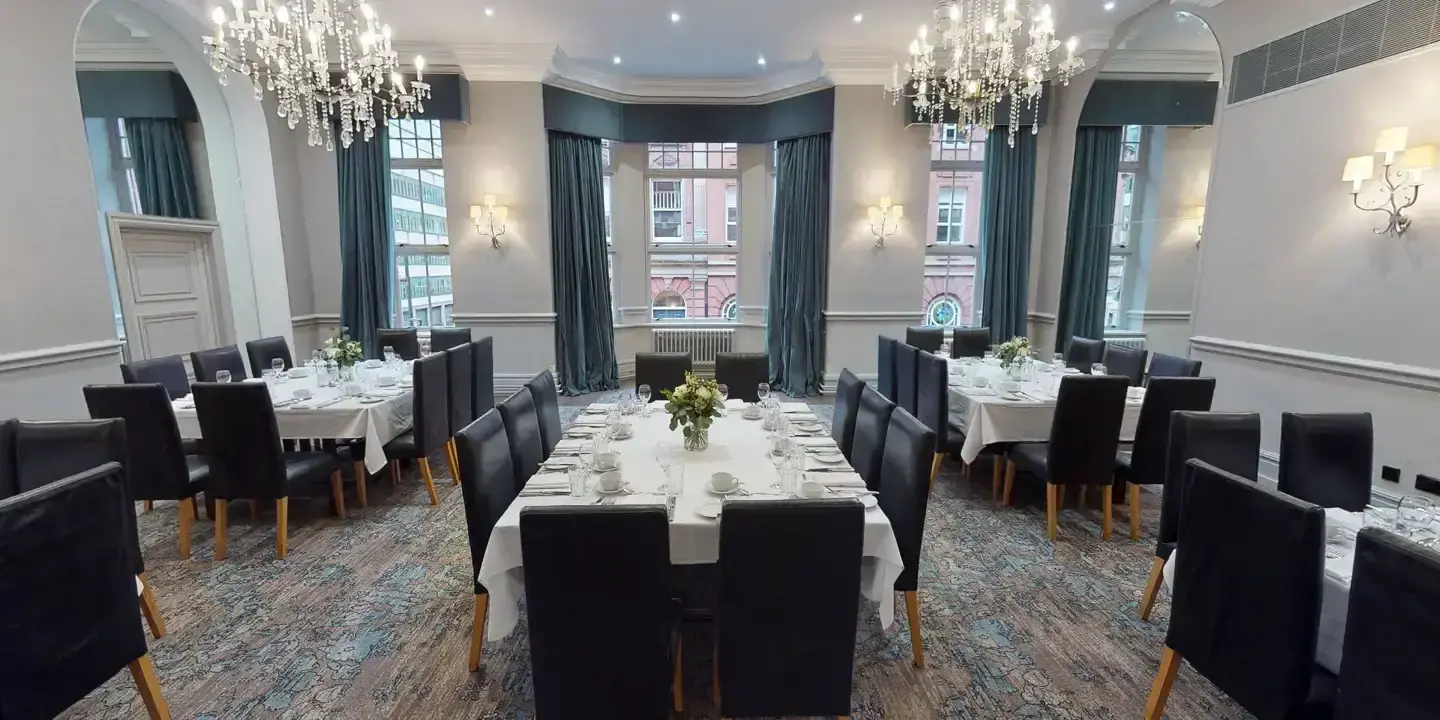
[476,398,907,641]
[946,358,1145,464]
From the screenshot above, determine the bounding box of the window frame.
[924,124,987,328]
[644,143,741,324]
[387,119,453,329]
[1106,124,1148,329]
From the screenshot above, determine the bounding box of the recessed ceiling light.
[1103,1,1115,9]
[757,55,767,66]
[670,11,681,22]
[613,56,622,65]
[853,13,864,23]
[484,7,495,16]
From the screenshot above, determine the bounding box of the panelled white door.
[106,214,225,367]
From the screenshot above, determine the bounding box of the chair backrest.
[951,327,992,358]
[1103,343,1147,386]
[245,335,293,374]
[410,352,451,455]
[191,382,287,499]
[1064,336,1105,369]
[524,370,562,458]
[0,463,149,720]
[444,343,475,436]
[83,384,191,501]
[850,384,897,491]
[716,499,863,719]
[377,328,420,360]
[430,327,472,353]
[1168,459,1324,720]
[1278,412,1373,511]
[905,326,945,353]
[471,336,495,417]
[1148,352,1202,379]
[1160,411,1262,550]
[520,506,673,720]
[454,410,518,595]
[497,387,545,493]
[1334,528,1440,720]
[1127,377,1217,487]
[894,342,919,417]
[120,354,190,399]
[831,369,864,459]
[913,350,949,451]
[634,352,692,397]
[0,418,15,500]
[1045,375,1129,486]
[879,408,935,592]
[714,352,769,403]
[876,335,898,400]
[190,345,248,381]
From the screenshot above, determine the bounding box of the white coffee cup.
[710,471,738,493]
[596,471,623,492]
[1000,381,1021,395]
[364,359,383,369]
[376,375,397,387]
[798,480,827,499]
[289,366,312,378]
[972,376,990,388]
[292,388,313,400]
[742,403,761,418]
[616,422,632,436]
[594,452,620,471]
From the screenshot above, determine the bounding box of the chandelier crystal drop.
[884,1,1085,147]
[202,0,430,150]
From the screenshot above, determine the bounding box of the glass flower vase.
[683,426,710,452]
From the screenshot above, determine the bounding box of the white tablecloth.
[477,400,906,641]
[172,376,413,473]
[1162,507,1358,673]
[946,360,1144,464]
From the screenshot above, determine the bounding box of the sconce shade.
[879,195,892,209]
[495,206,509,222]
[483,194,497,207]
[1400,145,1435,174]
[1374,126,1409,155]
[892,204,905,220]
[470,205,483,219]
[868,206,881,221]
[1342,155,1375,183]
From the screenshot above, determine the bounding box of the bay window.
[923,124,986,327]
[387,118,452,328]
[645,142,740,322]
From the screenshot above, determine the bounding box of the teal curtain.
[338,127,394,358]
[126,118,199,219]
[767,133,831,397]
[979,128,1037,342]
[1055,126,1122,351]
[548,131,619,395]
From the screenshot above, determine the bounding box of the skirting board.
[822,372,877,394]
[0,339,125,374]
[1190,336,1440,393]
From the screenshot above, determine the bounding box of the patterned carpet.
[63,399,1249,719]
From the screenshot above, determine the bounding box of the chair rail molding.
[290,313,342,327]
[1027,311,1057,325]
[822,310,926,323]
[0,339,126,373]
[1189,336,1440,392]
[452,312,558,326]
[1126,310,1192,322]
[821,371,878,394]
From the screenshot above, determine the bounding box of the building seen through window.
[388,119,452,328]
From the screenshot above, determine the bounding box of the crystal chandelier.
[202,1,430,150]
[884,1,1085,147]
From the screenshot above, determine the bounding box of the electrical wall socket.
[1381,465,1401,483]
[1416,474,1440,496]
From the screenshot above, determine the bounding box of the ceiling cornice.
[73,40,172,64]
[546,49,830,104]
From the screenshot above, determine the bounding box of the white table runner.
[477,401,906,641]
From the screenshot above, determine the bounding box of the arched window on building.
[720,295,738,321]
[653,290,687,320]
[925,293,964,327]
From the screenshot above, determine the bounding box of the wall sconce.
[1341,127,1432,238]
[1190,205,1205,248]
[868,196,904,248]
[470,195,508,248]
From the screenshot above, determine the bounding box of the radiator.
[652,328,734,365]
[1105,335,1147,352]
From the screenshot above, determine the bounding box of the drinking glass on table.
[717,384,729,415]
[1051,352,1065,370]
[757,382,770,404]
[215,370,232,384]
[618,392,635,416]
[567,464,589,498]
[655,441,675,492]
[983,349,995,362]
[1364,505,1397,530]
[664,461,686,520]
[768,437,790,490]
[271,358,286,381]
[419,335,431,356]
[637,383,652,413]
[1091,363,1108,376]
[383,346,397,365]
[1397,495,1436,537]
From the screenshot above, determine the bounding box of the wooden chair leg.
[928,453,943,491]
[447,439,461,486]
[1139,556,1165,621]
[1046,483,1059,541]
[246,499,259,518]
[418,457,440,506]
[672,633,684,712]
[390,459,400,485]
[1003,459,1016,507]
[1144,646,1183,720]
[177,498,195,560]
[1077,486,1086,510]
[143,500,153,513]
[1129,482,1142,541]
[329,470,346,519]
[468,593,488,672]
[904,590,925,669]
[354,461,368,508]
[991,456,1002,500]
[214,499,229,561]
[137,572,166,638]
[127,653,172,720]
[276,498,289,560]
[962,462,970,478]
[1101,484,1113,540]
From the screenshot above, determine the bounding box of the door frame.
[105,213,230,365]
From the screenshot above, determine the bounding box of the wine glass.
[215,370,232,384]
[383,345,397,365]
[1051,352,1065,370]
[655,441,675,492]
[983,349,995,362]
[717,383,729,415]
[1397,495,1435,537]
[664,460,685,520]
[638,383,652,410]
[271,358,286,381]
[757,382,770,404]
[768,436,789,489]
[311,350,323,368]
[1091,363,1108,376]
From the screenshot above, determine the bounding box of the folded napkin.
[805,472,866,489]
[588,403,617,412]
[794,436,838,448]
[724,398,748,409]
[540,456,581,469]
[553,439,587,452]
[963,387,996,396]
[521,474,571,493]
[368,388,405,397]
[805,457,851,472]
[780,401,811,413]
[175,400,195,409]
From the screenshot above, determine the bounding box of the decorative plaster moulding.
[547,49,831,104]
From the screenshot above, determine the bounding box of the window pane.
[603,175,613,245]
[649,253,738,321]
[922,256,978,327]
[396,253,454,328]
[929,171,980,246]
[388,118,443,160]
[390,169,449,246]
[1112,171,1135,248]
[647,142,739,170]
[1105,256,1126,328]
[650,177,738,246]
[931,125,987,162]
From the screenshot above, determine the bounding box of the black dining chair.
[471,337,495,417]
[951,327,992,358]
[521,506,680,718]
[1006,375,1129,541]
[1138,411,1262,622]
[0,463,171,720]
[382,353,448,506]
[524,370,562,459]
[1103,343,1147,386]
[190,345,248,381]
[444,342,475,486]
[850,384,897,491]
[1278,412,1373,512]
[905,326,945,353]
[894,342,919,417]
[0,418,14,499]
[245,335,293,375]
[454,409,518,672]
[1144,460,1329,720]
[715,352,769,403]
[192,382,344,560]
[1332,528,1440,720]
[915,350,963,488]
[120,354,190,400]
[879,408,936,669]
[635,352,693,397]
[1114,377,1216,540]
[84,384,210,559]
[1064,336,1105,370]
[377,328,420,360]
[430,326,472,353]
[877,335,898,401]
[497,387,545,494]
[831,369,864,460]
[715,499,863,719]
[1147,352,1202,379]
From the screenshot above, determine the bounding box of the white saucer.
[584,407,609,415]
[696,502,722,519]
[812,452,846,464]
[610,429,634,440]
[592,461,622,473]
[998,392,1023,401]
[595,485,628,495]
[358,396,386,404]
[707,484,741,496]
[859,494,879,509]
[742,413,762,421]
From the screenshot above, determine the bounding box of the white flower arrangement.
[662,372,721,442]
[323,328,365,367]
[995,336,1032,369]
